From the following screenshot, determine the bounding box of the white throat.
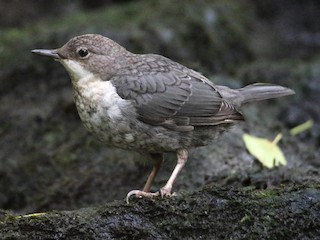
[60,59,94,82]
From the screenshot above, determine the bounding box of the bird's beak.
[31,49,61,59]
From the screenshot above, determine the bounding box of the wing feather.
[111,54,243,131]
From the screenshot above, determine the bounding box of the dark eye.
[78,48,89,58]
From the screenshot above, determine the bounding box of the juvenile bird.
[32,34,294,203]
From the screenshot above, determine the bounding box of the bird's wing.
[111,56,243,131]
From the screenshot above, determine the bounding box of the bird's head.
[32,34,130,81]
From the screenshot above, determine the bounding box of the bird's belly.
[78,110,190,152]
[77,102,231,152]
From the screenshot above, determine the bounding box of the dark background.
[0,0,319,214]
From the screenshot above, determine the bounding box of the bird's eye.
[78,48,89,58]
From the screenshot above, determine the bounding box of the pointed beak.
[31,49,61,59]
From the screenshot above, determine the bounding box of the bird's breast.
[73,77,135,141]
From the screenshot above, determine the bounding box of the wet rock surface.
[1,186,320,239]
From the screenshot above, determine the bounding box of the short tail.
[238,83,295,105]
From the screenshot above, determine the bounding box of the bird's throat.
[60,59,94,83]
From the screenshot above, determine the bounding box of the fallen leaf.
[243,133,287,169]
[15,212,47,219]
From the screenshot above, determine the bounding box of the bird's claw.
[126,188,177,204]
[126,190,159,204]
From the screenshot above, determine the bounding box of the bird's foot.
[126,187,176,204]
[126,190,159,204]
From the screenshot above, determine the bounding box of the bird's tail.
[216,83,295,107]
[238,83,295,104]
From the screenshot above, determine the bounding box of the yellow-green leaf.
[290,119,313,136]
[243,133,287,169]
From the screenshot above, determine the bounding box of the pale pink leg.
[159,149,188,196]
[142,153,163,192]
[126,149,188,203]
[126,153,163,203]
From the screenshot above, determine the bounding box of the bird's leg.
[142,153,163,192]
[126,153,163,203]
[159,149,188,196]
[126,149,188,203]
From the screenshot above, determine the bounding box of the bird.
[32,34,294,203]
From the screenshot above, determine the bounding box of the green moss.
[251,188,279,198]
